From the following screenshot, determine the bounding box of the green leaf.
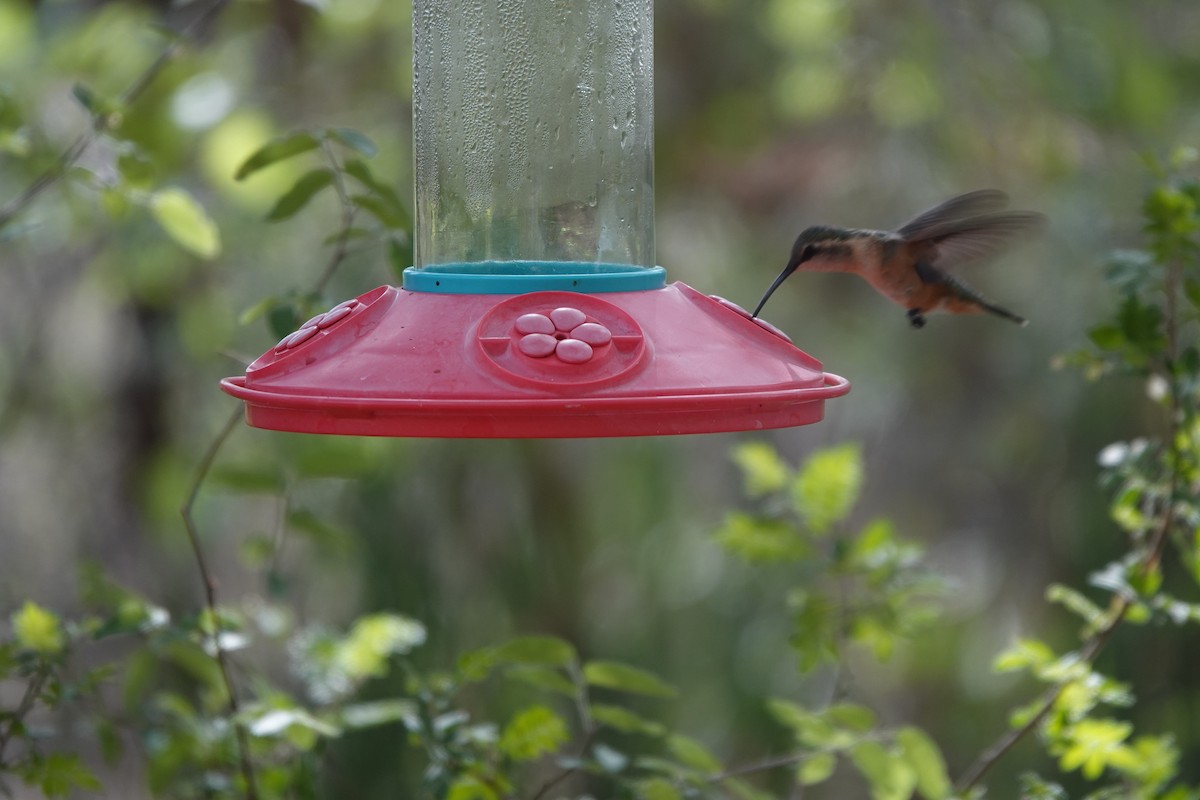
[1088,325,1125,351]
[505,665,578,695]
[1018,772,1067,800]
[591,704,667,736]
[849,741,917,800]
[235,132,321,180]
[328,127,379,158]
[265,168,334,221]
[351,192,410,229]
[769,699,829,743]
[731,441,792,496]
[1059,718,1134,780]
[666,733,723,773]
[12,601,64,654]
[634,777,683,800]
[498,705,569,761]
[1124,734,1179,790]
[792,443,863,533]
[993,638,1056,673]
[896,727,951,799]
[715,512,809,563]
[798,752,837,785]
[24,753,102,798]
[492,635,578,667]
[788,589,839,671]
[824,703,877,733]
[1184,277,1200,311]
[149,188,221,259]
[446,776,500,800]
[584,660,677,698]
[71,83,108,116]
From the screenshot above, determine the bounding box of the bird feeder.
[220,0,848,437]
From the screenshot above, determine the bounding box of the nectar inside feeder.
[220,0,849,438]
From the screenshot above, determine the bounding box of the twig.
[313,139,360,295]
[0,665,50,763]
[0,0,231,231]
[954,249,1189,795]
[180,406,259,800]
[529,662,597,800]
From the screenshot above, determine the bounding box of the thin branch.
[313,139,360,295]
[180,406,259,800]
[0,665,50,763]
[529,662,597,800]
[955,246,1190,795]
[0,0,231,232]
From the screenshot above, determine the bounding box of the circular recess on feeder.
[402,260,666,294]
[473,292,646,389]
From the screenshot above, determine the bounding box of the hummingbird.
[751,190,1046,328]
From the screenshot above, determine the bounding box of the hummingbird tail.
[984,302,1029,326]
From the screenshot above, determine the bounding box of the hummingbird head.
[751,226,856,318]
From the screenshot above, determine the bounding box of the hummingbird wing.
[919,211,1047,270]
[896,190,1011,240]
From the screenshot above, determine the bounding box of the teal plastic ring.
[402,261,667,294]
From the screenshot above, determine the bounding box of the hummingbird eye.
[802,244,817,261]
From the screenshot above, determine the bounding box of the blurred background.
[2,0,1199,796]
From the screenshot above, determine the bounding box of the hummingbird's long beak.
[751,257,801,318]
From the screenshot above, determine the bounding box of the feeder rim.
[220,373,850,414]
[402,260,666,294]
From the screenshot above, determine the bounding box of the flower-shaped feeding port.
[474,292,647,389]
[272,299,361,354]
[514,307,613,364]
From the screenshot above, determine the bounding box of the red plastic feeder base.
[220,282,849,438]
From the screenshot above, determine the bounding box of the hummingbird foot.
[907,308,927,329]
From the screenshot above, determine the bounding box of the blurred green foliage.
[3,0,1200,798]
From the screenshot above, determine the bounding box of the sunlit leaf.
[149,187,221,259]
[849,741,917,800]
[12,601,64,655]
[715,512,808,563]
[1059,718,1134,780]
[731,441,792,497]
[798,752,836,785]
[896,727,951,799]
[634,777,682,800]
[993,638,1056,673]
[768,698,834,746]
[499,705,569,761]
[792,444,863,534]
[666,733,722,773]
[446,777,500,800]
[337,613,426,678]
[824,703,877,733]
